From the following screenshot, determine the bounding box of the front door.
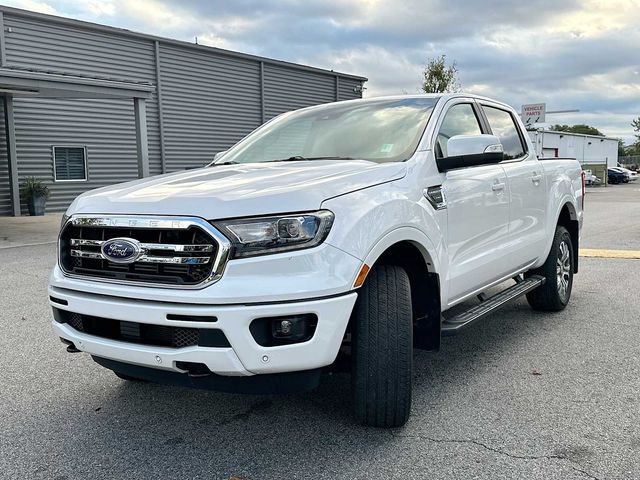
[435,100,510,305]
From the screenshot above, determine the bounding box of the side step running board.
[441,275,545,336]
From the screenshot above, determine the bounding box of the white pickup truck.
[50,94,584,427]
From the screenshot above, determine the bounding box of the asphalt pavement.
[0,183,638,480]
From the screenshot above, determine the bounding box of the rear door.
[435,99,510,304]
[479,102,547,268]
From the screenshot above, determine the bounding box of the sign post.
[521,103,546,125]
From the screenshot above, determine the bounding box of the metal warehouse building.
[0,6,366,216]
[528,129,618,185]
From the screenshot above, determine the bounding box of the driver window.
[436,103,482,158]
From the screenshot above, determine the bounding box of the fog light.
[271,315,310,340]
[250,314,318,346]
[276,319,293,336]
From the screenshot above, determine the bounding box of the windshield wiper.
[213,160,239,166]
[307,156,356,161]
[263,156,312,163]
[265,155,356,163]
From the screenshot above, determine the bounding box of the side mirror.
[436,134,504,172]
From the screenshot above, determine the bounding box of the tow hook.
[60,337,80,353]
[176,361,212,377]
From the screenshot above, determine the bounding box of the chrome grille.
[59,215,230,288]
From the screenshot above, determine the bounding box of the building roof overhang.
[0,67,153,99]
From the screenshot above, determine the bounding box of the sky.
[5,0,640,143]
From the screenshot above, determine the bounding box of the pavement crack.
[214,400,273,427]
[392,433,565,461]
[568,465,600,480]
[392,434,600,479]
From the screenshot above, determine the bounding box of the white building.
[528,130,618,168]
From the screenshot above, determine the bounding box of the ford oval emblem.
[101,237,141,264]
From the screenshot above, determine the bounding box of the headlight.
[213,210,334,258]
[60,213,70,231]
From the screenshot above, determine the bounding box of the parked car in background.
[613,166,638,182]
[608,168,628,184]
[583,169,601,186]
[49,94,584,428]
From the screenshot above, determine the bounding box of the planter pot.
[27,194,47,216]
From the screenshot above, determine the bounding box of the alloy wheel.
[556,240,571,301]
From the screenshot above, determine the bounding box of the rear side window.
[482,106,526,160]
[436,103,482,158]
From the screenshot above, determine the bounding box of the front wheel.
[351,265,413,428]
[525,226,574,312]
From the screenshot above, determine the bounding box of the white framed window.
[53,146,87,182]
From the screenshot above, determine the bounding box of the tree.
[627,143,640,156]
[627,117,640,155]
[549,124,604,136]
[632,117,640,141]
[421,55,460,93]
[617,139,627,156]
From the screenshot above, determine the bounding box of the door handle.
[491,182,505,192]
[531,172,543,184]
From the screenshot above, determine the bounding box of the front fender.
[322,178,446,301]
[361,226,440,273]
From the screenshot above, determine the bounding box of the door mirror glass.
[436,134,504,172]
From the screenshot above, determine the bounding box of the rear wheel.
[526,226,574,312]
[352,265,413,428]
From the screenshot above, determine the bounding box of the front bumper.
[50,286,357,376]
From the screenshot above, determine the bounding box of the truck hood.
[68,160,406,219]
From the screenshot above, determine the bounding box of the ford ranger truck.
[50,94,584,428]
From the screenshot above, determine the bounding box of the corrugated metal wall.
[2,13,160,212]
[0,9,365,213]
[0,100,11,216]
[159,44,262,171]
[2,15,163,178]
[12,98,140,212]
[263,64,337,121]
[338,78,364,101]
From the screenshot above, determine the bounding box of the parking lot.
[0,184,639,480]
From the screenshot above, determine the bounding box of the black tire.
[352,264,413,428]
[114,371,147,382]
[525,226,574,312]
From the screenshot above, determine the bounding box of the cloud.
[7,0,59,15]
[3,0,640,141]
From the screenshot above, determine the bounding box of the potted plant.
[21,177,50,216]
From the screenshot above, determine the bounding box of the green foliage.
[549,124,604,136]
[632,117,640,138]
[629,117,640,154]
[618,139,627,156]
[627,143,640,156]
[421,55,460,93]
[20,176,49,201]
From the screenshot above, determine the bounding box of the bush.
[20,176,50,201]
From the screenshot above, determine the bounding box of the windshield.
[214,97,439,165]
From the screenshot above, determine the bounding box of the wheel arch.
[556,202,579,273]
[360,230,442,351]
